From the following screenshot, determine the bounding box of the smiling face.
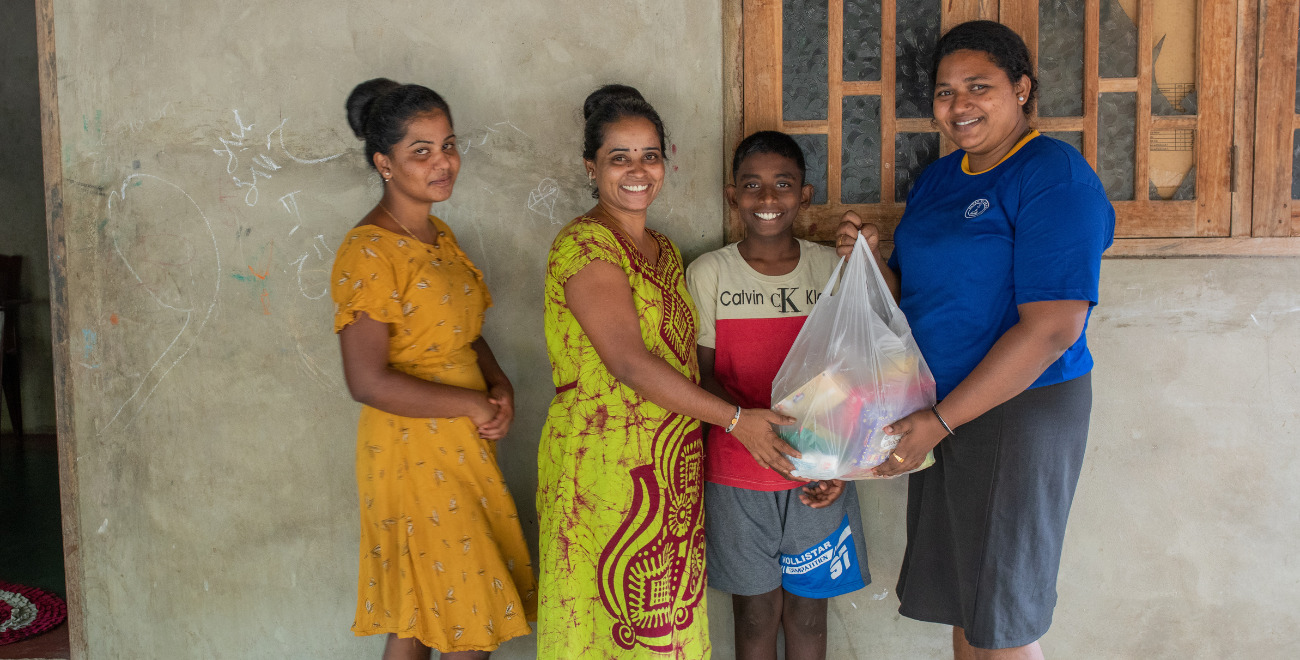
[585,116,665,217]
[373,110,460,204]
[932,49,1031,170]
[727,151,812,239]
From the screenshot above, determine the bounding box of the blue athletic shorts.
[704,481,870,599]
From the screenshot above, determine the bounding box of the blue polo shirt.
[888,132,1115,399]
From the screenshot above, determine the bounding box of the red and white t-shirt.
[685,239,840,491]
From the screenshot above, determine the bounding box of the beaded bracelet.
[724,405,742,433]
[931,404,956,437]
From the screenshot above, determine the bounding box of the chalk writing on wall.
[213,110,345,207]
[91,108,358,429]
[103,174,222,433]
[527,178,561,223]
[457,120,529,157]
[278,190,335,300]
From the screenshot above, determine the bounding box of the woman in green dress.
[536,85,797,658]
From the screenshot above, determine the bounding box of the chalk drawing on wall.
[209,110,350,315]
[457,120,528,156]
[527,178,561,224]
[281,190,304,236]
[288,317,344,391]
[265,117,345,165]
[80,329,99,370]
[102,174,221,433]
[286,237,334,301]
[277,190,335,300]
[213,110,344,207]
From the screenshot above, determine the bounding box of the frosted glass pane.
[1291,130,1300,199]
[792,133,829,204]
[895,132,939,201]
[1294,24,1300,113]
[895,0,941,119]
[1098,92,1136,201]
[783,0,829,121]
[1038,1,1085,117]
[1099,0,1138,78]
[842,96,881,204]
[843,0,882,82]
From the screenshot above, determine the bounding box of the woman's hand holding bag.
[729,408,803,481]
[769,232,938,480]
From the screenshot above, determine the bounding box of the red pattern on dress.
[597,413,706,651]
[600,224,695,365]
[587,220,706,652]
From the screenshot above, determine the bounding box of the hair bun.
[580,83,666,162]
[345,78,403,139]
[582,84,647,121]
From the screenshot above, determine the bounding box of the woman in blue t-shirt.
[837,20,1114,659]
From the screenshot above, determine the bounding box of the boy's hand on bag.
[731,408,805,481]
[799,479,845,508]
[835,211,880,258]
[872,409,947,478]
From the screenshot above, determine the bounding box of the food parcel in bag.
[770,234,937,480]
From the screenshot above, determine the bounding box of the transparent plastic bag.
[770,233,937,480]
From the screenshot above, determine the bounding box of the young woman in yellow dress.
[536,84,798,658]
[332,78,536,660]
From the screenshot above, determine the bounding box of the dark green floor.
[0,434,66,598]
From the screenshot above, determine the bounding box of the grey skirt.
[896,373,1092,649]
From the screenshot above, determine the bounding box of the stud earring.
[1018,96,1025,101]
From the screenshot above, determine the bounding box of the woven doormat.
[0,581,66,646]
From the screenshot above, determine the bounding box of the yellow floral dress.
[330,216,536,652]
[537,216,709,659]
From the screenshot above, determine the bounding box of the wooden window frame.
[1252,0,1300,239]
[723,0,1300,256]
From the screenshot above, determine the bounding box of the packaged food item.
[771,234,937,480]
[772,371,850,421]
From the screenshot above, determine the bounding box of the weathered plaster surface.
[48,0,1300,656]
[51,0,722,657]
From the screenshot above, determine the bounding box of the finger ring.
[892,452,905,463]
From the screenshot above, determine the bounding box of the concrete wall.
[812,259,1300,659]
[1,0,57,434]
[49,0,722,657]
[46,0,1300,658]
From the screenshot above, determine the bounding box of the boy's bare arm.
[696,346,734,404]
